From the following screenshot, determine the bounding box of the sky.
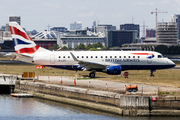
[1,0,180,37]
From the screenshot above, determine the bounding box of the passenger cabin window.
[77,56,79,58]
[91,56,93,58]
[82,56,84,58]
[101,56,103,58]
[124,56,126,58]
[119,56,121,58]
[133,56,135,58]
[110,56,112,58]
[158,55,162,58]
[138,56,140,58]
[115,56,117,58]
[68,56,70,58]
[96,56,97,58]
[106,56,107,58]
[129,56,130,58]
[59,56,61,58]
[63,56,65,58]
[86,56,88,58]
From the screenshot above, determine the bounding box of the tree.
[101,47,109,50]
[155,45,168,54]
[93,42,103,48]
[62,46,68,49]
[75,43,86,49]
[86,44,94,50]
[89,48,98,51]
[49,44,59,50]
[68,47,73,50]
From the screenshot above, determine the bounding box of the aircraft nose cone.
[168,60,176,68]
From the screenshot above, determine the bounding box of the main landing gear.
[150,69,155,77]
[89,71,96,78]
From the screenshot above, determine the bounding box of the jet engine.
[105,66,121,75]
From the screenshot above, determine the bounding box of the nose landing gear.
[150,69,156,77]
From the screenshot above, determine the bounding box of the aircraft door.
[50,54,55,64]
[147,57,152,64]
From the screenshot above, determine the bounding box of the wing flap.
[70,52,105,70]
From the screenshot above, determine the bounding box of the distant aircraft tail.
[9,22,49,54]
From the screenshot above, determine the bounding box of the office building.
[92,21,96,32]
[157,22,178,44]
[0,26,5,31]
[146,29,156,38]
[105,30,138,47]
[70,21,82,30]
[95,25,116,33]
[120,24,140,38]
[9,16,21,25]
[171,14,180,40]
[51,27,67,33]
[59,30,106,49]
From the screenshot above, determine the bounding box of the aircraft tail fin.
[9,22,49,54]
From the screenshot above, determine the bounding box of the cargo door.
[50,54,55,64]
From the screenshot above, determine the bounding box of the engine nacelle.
[106,66,121,75]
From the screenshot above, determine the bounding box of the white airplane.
[8,22,175,78]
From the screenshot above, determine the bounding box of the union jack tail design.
[9,22,39,54]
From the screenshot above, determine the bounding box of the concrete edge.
[151,110,180,116]
[34,92,123,115]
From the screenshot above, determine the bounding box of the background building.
[120,23,140,38]
[9,16,21,25]
[92,21,96,32]
[105,30,138,47]
[95,25,116,33]
[59,30,106,49]
[0,26,5,31]
[156,22,178,44]
[146,29,156,38]
[26,30,38,36]
[70,21,82,30]
[35,39,57,49]
[50,27,67,33]
[171,14,180,40]
[0,23,11,40]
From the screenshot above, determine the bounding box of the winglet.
[70,52,78,61]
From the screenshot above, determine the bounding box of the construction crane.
[151,8,167,34]
[93,13,100,25]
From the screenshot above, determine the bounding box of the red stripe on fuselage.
[16,45,39,54]
[9,26,32,41]
[131,53,150,55]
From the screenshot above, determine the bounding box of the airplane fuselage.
[28,51,175,71]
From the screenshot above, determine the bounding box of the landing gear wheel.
[89,72,95,78]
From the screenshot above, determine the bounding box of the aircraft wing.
[70,52,106,71]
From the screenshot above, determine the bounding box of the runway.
[27,75,180,95]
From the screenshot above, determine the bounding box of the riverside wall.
[15,81,180,117]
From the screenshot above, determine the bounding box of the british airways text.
[105,59,140,62]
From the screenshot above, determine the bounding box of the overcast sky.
[1,0,180,36]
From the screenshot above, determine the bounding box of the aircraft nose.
[168,60,176,67]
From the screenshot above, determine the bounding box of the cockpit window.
[158,55,162,58]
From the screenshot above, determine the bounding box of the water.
[0,95,180,120]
